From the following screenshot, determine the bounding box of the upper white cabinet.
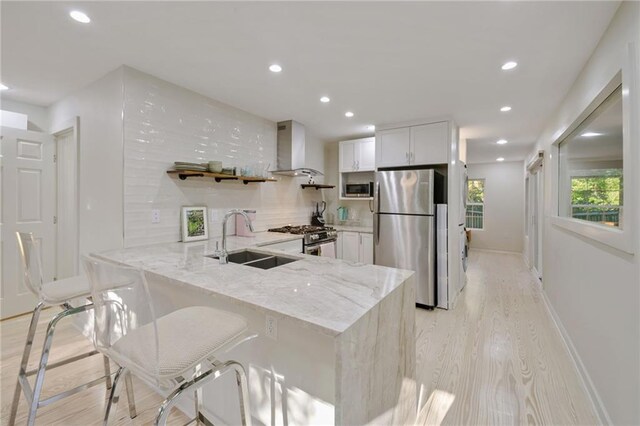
[340,137,375,172]
[376,127,411,168]
[358,138,376,171]
[376,121,449,168]
[411,122,449,165]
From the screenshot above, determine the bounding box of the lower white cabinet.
[359,233,374,264]
[338,231,373,264]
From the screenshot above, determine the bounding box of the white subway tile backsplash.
[122,67,321,247]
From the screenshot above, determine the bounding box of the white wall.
[525,2,639,424]
[48,67,125,256]
[0,99,48,131]
[467,161,524,253]
[122,67,324,247]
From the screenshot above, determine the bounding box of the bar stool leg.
[104,367,127,426]
[125,370,137,418]
[232,362,252,426]
[103,356,112,389]
[27,306,69,426]
[8,302,44,426]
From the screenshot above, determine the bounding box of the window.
[570,171,622,227]
[558,84,623,228]
[466,179,484,229]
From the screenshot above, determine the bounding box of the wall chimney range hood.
[271,120,322,177]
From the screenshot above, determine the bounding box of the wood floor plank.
[0,308,189,425]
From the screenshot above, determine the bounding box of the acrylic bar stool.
[82,255,254,426]
[9,232,136,426]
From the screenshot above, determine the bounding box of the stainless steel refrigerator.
[374,169,444,308]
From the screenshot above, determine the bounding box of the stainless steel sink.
[208,250,299,270]
[245,255,298,270]
[226,250,271,264]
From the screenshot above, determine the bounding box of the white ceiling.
[1,1,619,163]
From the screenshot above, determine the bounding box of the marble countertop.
[330,224,374,234]
[97,232,413,337]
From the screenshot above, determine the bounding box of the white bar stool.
[82,255,254,426]
[9,232,136,426]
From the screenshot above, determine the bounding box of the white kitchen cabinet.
[357,138,376,171]
[341,231,360,262]
[340,137,375,172]
[338,231,373,264]
[376,127,411,168]
[376,121,449,168]
[339,141,356,172]
[411,121,449,165]
[359,233,374,264]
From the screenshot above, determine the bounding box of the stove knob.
[310,234,319,241]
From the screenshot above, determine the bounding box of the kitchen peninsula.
[97,232,416,425]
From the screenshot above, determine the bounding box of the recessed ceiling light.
[581,132,602,137]
[496,139,508,145]
[496,157,505,162]
[269,64,282,73]
[501,61,518,71]
[70,10,91,23]
[0,83,8,91]
[345,111,354,118]
[320,96,330,103]
[500,106,512,112]
[366,125,375,131]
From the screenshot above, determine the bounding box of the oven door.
[304,244,321,256]
[304,240,337,257]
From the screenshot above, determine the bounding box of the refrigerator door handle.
[374,213,379,247]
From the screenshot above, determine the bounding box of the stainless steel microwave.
[345,182,374,198]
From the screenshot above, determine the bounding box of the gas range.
[268,225,337,246]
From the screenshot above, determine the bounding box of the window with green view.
[570,171,622,227]
[466,179,484,229]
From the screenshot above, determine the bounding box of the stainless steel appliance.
[345,182,374,198]
[267,225,337,256]
[271,120,322,177]
[373,169,445,308]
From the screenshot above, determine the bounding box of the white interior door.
[1,127,56,319]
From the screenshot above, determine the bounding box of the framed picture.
[181,206,208,242]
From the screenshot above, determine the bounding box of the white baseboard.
[535,275,611,425]
[469,247,523,255]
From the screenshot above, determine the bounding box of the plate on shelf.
[174,165,208,171]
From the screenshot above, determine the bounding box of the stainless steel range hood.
[271,120,322,177]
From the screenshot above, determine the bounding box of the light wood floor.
[0,308,189,425]
[1,250,598,425]
[416,250,599,425]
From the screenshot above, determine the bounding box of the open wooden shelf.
[167,170,277,185]
[301,184,336,190]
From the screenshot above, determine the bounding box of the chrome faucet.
[218,209,255,264]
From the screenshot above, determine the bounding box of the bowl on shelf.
[208,161,223,173]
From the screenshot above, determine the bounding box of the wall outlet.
[265,315,277,340]
[151,209,161,224]
[210,210,219,222]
